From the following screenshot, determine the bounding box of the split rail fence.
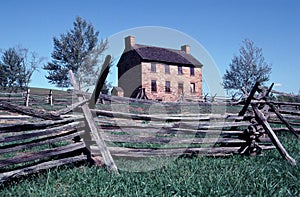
[0,58,299,182]
[0,89,73,108]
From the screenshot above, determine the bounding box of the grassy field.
[0,89,299,196]
[0,87,75,111]
[0,132,299,197]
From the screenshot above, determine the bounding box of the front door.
[178,83,184,95]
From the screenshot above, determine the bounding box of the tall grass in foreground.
[0,132,299,197]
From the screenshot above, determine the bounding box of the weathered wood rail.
[91,112,275,158]
[90,82,298,165]
[0,113,87,183]
[0,62,298,182]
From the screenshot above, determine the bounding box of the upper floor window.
[151,80,157,92]
[190,67,195,76]
[178,66,183,75]
[165,81,171,92]
[151,63,156,72]
[165,64,170,74]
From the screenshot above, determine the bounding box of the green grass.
[96,101,243,115]
[0,87,74,111]
[0,132,299,197]
[1,89,299,196]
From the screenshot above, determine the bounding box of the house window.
[190,67,195,76]
[151,80,157,92]
[165,64,170,74]
[190,83,196,93]
[178,83,184,95]
[165,81,171,92]
[178,66,183,75]
[151,63,156,72]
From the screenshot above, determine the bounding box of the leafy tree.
[44,16,108,90]
[0,47,42,91]
[223,39,272,93]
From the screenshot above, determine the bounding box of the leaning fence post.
[25,88,30,107]
[268,102,299,138]
[69,69,119,174]
[238,82,260,116]
[252,104,296,165]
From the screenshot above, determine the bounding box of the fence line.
[0,89,74,107]
[0,115,87,183]
[0,80,299,182]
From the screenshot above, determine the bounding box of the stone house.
[116,36,203,102]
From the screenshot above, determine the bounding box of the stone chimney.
[125,36,135,51]
[181,45,190,54]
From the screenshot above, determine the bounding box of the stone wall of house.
[118,64,142,98]
[141,62,202,102]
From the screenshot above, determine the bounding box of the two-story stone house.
[116,36,203,102]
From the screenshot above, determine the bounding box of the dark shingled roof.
[133,44,203,67]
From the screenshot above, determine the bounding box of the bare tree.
[223,39,272,93]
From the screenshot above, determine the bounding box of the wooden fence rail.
[0,115,87,183]
[0,77,299,182]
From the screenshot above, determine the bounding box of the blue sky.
[1,0,299,94]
